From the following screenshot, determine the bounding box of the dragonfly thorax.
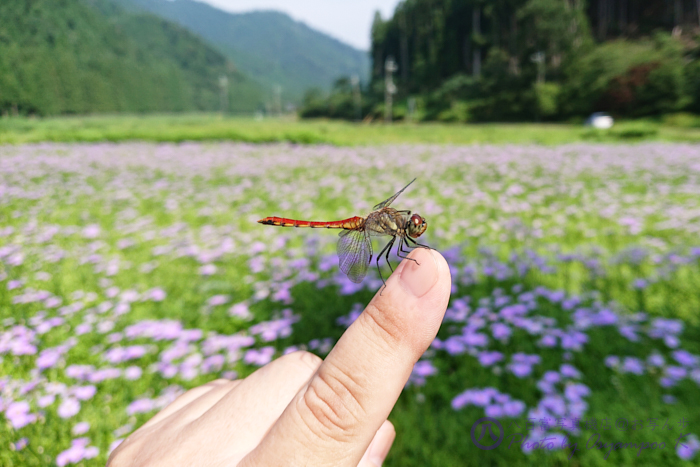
[407,213,427,238]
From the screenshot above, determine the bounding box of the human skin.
[107,248,451,466]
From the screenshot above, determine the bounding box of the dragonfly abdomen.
[257,216,364,230]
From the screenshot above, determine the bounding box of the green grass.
[3,113,700,145]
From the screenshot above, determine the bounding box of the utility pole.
[384,56,397,123]
[218,75,229,114]
[351,75,362,121]
[273,84,282,116]
[530,51,545,84]
[472,5,481,78]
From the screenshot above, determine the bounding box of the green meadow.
[3,113,700,145]
[1,130,700,466]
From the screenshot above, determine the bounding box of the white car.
[585,112,614,129]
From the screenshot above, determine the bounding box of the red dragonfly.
[258,179,430,286]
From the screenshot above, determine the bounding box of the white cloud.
[196,0,402,49]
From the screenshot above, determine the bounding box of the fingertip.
[360,420,396,467]
[397,249,433,297]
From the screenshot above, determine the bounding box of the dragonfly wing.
[373,178,417,210]
[337,229,371,283]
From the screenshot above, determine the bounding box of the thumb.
[239,247,451,466]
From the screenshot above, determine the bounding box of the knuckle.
[359,302,406,352]
[298,362,366,441]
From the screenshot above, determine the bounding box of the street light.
[385,56,398,123]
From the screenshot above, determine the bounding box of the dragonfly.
[258,179,431,288]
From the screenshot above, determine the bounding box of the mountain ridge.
[0,0,265,115]
[112,0,371,103]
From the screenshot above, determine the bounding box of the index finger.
[240,247,451,466]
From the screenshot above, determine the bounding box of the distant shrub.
[534,82,561,118]
[560,34,685,118]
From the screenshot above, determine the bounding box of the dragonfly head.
[407,214,427,238]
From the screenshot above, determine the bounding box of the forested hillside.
[0,0,264,115]
[112,0,370,102]
[304,0,700,122]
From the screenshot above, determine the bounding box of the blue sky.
[197,0,402,50]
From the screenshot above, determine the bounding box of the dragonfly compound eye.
[408,214,428,238]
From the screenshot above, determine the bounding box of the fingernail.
[369,444,390,466]
[399,248,438,298]
[368,423,395,466]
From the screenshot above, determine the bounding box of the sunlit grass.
[2,113,700,145]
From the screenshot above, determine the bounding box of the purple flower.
[36,349,62,370]
[502,400,526,417]
[605,356,620,368]
[229,303,252,320]
[408,360,438,386]
[462,331,488,347]
[542,371,561,384]
[72,422,90,435]
[56,438,99,466]
[560,331,588,350]
[672,350,699,367]
[508,363,534,378]
[443,336,466,355]
[564,383,590,401]
[202,355,225,373]
[559,364,581,379]
[485,404,504,418]
[677,435,700,460]
[691,369,700,384]
[73,386,97,401]
[477,351,504,367]
[540,395,567,416]
[662,394,677,404]
[666,366,688,380]
[243,347,275,366]
[618,325,639,341]
[538,334,557,347]
[146,288,167,301]
[591,309,618,326]
[621,357,644,375]
[127,399,154,415]
[451,391,471,410]
[124,366,143,380]
[5,401,37,429]
[38,394,56,408]
[647,354,665,367]
[13,438,28,451]
[199,264,217,276]
[58,398,80,418]
[491,323,511,340]
[82,224,101,238]
[207,295,230,306]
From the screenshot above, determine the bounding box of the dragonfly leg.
[396,237,419,264]
[375,237,395,289]
[385,238,395,273]
[406,236,435,250]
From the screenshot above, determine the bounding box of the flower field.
[2,142,700,466]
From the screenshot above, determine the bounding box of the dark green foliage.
[0,0,264,115]
[560,36,686,118]
[111,0,370,103]
[299,78,369,120]
[302,0,700,122]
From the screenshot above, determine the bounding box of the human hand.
[107,248,451,466]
